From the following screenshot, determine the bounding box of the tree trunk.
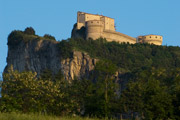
[120,113,123,120]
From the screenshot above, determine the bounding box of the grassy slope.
[0,112,101,120]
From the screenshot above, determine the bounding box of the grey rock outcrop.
[61,51,97,80]
[4,39,97,80]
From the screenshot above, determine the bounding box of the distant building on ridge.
[72,11,163,45]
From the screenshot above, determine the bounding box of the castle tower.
[137,35,163,45]
[85,20,104,40]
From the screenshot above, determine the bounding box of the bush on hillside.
[43,34,56,40]
[7,30,24,46]
[24,27,35,35]
[58,39,73,59]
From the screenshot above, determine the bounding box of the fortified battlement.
[73,11,163,45]
[137,35,163,45]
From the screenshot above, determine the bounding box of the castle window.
[150,36,151,38]
[97,21,99,23]
[156,36,157,38]
[91,21,93,23]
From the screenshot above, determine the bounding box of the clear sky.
[1,0,180,74]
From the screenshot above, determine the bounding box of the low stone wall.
[143,40,162,45]
[102,30,136,44]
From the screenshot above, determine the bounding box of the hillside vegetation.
[1,28,180,119]
[60,38,180,71]
[8,27,56,47]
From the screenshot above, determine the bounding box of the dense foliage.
[1,65,180,119]
[58,38,180,73]
[0,61,119,118]
[2,29,180,119]
[60,38,180,119]
[7,27,56,47]
[1,66,65,114]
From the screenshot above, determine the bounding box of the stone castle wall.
[85,20,136,44]
[103,30,136,44]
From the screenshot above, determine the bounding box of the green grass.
[0,112,101,120]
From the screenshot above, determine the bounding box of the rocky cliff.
[4,39,97,80]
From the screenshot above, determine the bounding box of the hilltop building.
[72,11,163,45]
[137,35,162,45]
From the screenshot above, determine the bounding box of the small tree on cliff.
[24,27,35,35]
[43,34,56,40]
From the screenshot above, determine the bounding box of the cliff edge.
[4,30,97,80]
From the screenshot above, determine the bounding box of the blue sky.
[1,0,180,74]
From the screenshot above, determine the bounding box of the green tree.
[143,79,173,120]
[84,60,119,118]
[120,81,144,119]
[58,40,73,59]
[7,30,24,46]
[1,66,40,112]
[170,68,180,119]
[120,68,174,119]
[65,78,92,115]
[0,66,64,115]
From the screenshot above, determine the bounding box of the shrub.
[43,34,56,40]
[24,27,35,35]
[7,30,24,46]
[58,40,73,59]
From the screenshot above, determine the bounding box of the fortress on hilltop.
[72,11,163,45]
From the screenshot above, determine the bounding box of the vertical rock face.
[5,40,61,75]
[4,39,97,80]
[61,51,97,80]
